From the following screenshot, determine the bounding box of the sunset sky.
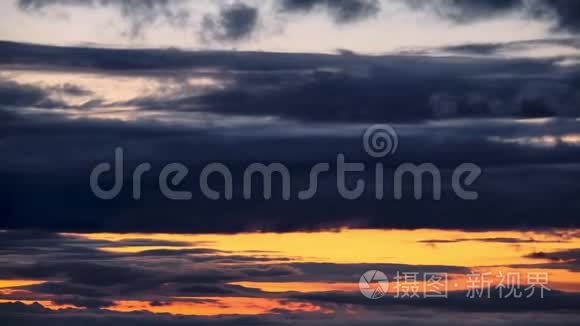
[1,1,580,325]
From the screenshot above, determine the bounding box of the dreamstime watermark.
[89,124,482,201]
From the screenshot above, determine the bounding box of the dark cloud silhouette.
[523,249,580,271]
[527,248,580,262]
[0,78,93,109]
[3,41,580,122]
[18,0,92,10]
[292,289,580,313]
[0,79,65,108]
[531,0,580,32]
[1,303,580,325]
[279,0,380,23]
[1,106,580,232]
[407,0,523,23]
[0,41,351,73]
[439,38,580,55]
[409,0,580,33]
[184,61,580,122]
[0,42,580,232]
[48,83,93,97]
[201,3,259,42]
[27,282,110,299]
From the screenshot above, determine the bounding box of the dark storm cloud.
[1,106,580,232]
[182,60,579,122]
[2,262,153,286]
[201,3,259,42]
[530,0,580,32]
[406,0,524,23]
[17,0,189,38]
[27,282,110,298]
[0,41,349,73]
[527,248,580,262]
[441,43,509,56]
[0,231,289,307]
[18,0,92,10]
[0,42,580,232]
[408,0,580,33]
[270,262,469,282]
[4,41,580,122]
[439,38,580,55]
[279,0,381,23]
[0,230,191,257]
[176,283,245,295]
[1,304,580,326]
[518,248,580,271]
[0,79,65,108]
[47,83,93,97]
[0,76,94,110]
[0,306,286,326]
[292,289,580,313]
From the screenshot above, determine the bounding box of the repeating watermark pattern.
[358,270,551,300]
[90,124,482,201]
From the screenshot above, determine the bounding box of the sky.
[1,0,580,325]
[0,0,575,53]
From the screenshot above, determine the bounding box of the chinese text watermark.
[359,270,551,300]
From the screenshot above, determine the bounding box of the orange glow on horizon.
[0,299,81,311]
[65,229,580,300]
[107,297,329,316]
[70,228,580,266]
[0,280,46,289]
[2,229,574,317]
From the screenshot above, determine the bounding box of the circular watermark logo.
[363,124,398,158]
[359,270,389,299]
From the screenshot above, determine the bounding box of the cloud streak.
[279,0,381,23]
[17,0,190,38]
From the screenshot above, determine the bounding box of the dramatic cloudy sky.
[0,0,580,325]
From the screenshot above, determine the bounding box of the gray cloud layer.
[279,0,381,23]
[17,0,190,38]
